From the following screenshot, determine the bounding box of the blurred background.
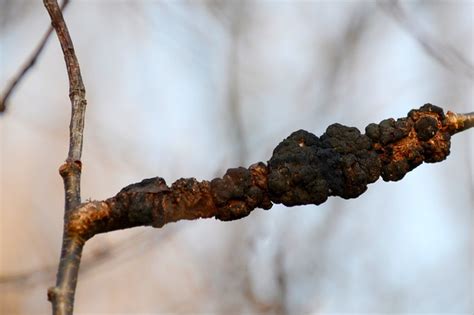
[0,0,473,314]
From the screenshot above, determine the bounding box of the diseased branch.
[0,0,69,113]
[42,1,87,315]
[11,1,469,313]
[42,103,468,314]
[65,104,472,243]
[37,6,474,315]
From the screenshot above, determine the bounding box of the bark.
[4,1,469,314]
[66,105,473,242]
[42,1,87,314]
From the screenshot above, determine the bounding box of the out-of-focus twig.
[205,1,249,165]
[305,6,372,117]
[380,0,474,80]
[0,227,179,289]
[0,0,69,113]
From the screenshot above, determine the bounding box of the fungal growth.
[66,104,472,240]
[267,104,460,206]
[268,126,380,206]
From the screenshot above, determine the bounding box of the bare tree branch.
[0,0,69,113]
[34,103,469,313]
[61,105,472,241]
[2,1,471,312]
[32,4,474,315]
[42,0,87,314]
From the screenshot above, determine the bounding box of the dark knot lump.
[267,104,452,206]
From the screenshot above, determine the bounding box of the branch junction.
[67,104,473,240]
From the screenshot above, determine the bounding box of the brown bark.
[42,1,87,314]
[64,105,472,243]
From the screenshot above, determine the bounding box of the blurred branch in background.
[205,0,249,166]
[225,1,247,166]
[380,0,474,81]
[0,0,69,113]
[305,5,373,117]
[204,3,264,313]
[0,226,180,288]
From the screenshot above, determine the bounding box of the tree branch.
[42,1,87,314]
[0,0,69,113]
[38,4,473,314]
[6,1,468,313]
[64,104,472,243]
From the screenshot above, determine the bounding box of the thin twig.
[0,0,69,113]
[42,1,87,314]
[446,111,474,134]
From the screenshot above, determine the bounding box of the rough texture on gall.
[267,126,381,206]
[267,103,454,206]
[64,104,469,239]
[368,103,451,181]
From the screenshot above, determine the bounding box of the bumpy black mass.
[74,104,469,238]
[267,126,381,206]
[267,104,453,206]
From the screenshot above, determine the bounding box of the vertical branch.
[44,0,86,167]
[43,1,87,314]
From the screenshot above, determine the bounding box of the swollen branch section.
[66,104,473,241]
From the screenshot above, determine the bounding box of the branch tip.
[446,111,474,134]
